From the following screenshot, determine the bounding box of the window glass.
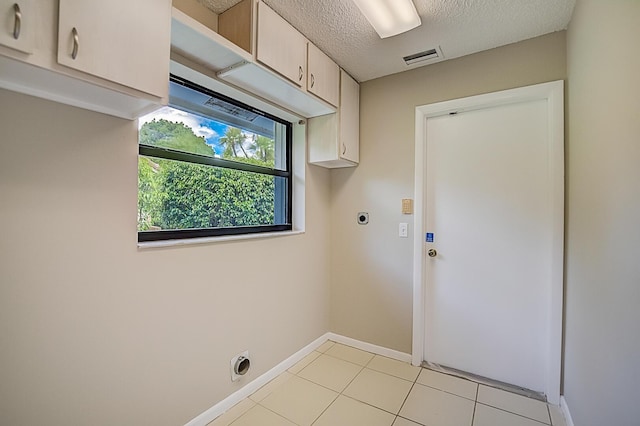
[138,77,292,241]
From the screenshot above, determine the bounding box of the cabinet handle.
[298,66,303,81]
[12,3,21,40]
[342,143,346,155]
[310,74,315,88]
[71,27,79,60]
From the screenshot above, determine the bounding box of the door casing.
[411,80,564,404]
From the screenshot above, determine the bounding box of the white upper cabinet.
[171,0,359,167]
[307,42,339,107]
[256,1,306,88]
[0,0,34,54]
[308,69,360,168]
[57,0,170,99]
[339,70,359,163]
[171,2,334,118]
[0,0,170,119]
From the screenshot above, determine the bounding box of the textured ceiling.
[198,0,575,82]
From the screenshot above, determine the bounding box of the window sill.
[137,229,305,250]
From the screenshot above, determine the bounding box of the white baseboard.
[326,333,412,363]
[560,396,575,426]
[184,333,412,426]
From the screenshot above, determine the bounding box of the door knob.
[427,249,437,257]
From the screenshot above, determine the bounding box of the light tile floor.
[209,341,568,426]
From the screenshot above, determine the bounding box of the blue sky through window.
[138,106,229,156]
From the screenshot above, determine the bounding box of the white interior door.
[421,90,562,395]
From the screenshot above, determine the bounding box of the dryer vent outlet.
[230,351,250,382]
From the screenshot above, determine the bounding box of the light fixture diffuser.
[352,0,421,39]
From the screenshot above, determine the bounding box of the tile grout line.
[250,402,302,426]
[367,367,424,383]
[391,365,423,424]
[307,392,340,426]
[418,367,483,402]
[334,358,421,420]
[248,353,343,426]
[322,349,376,368]
[297,351,421,419]
[416,382,479,402]
[471,402,477,426]
[363,353,376,369]
[470,384,480,426]
[217,399,259,426]
[308,351,416,424]
[475,402,550,425]
[304,354,367,426]
[344,397,408,419]
[477,383,551,424]
[293,361,366,395]
[288,342,422,425]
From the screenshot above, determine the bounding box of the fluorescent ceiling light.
[352,0,421,39]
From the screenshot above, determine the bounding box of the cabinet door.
[307,42,339,107]
[57,0,170,99]
[256,1,306,88]
[339,70,359,163]
[0,0,33,54]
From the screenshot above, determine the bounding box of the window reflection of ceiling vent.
[403,46,444,65]
[204,97,259,122]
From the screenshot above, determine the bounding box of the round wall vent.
[235,356,250,376]
[230,351,250,382]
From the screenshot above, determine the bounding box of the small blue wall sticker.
[426,233,434,243]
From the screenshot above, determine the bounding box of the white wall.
[330,32,567,353]
[0,89,331,425]
[564,1,640,424]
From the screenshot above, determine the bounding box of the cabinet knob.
[298,66,303,81]
[12,3,21,40]
[71,27,79,60]
[342,143,346,155]
[310,74,315,88]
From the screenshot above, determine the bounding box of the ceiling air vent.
[403,46,444,66]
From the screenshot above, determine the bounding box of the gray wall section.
[330,32,567,353]
[0,89,331,425]
[565,0,640,424]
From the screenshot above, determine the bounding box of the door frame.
[411,81,564,404]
